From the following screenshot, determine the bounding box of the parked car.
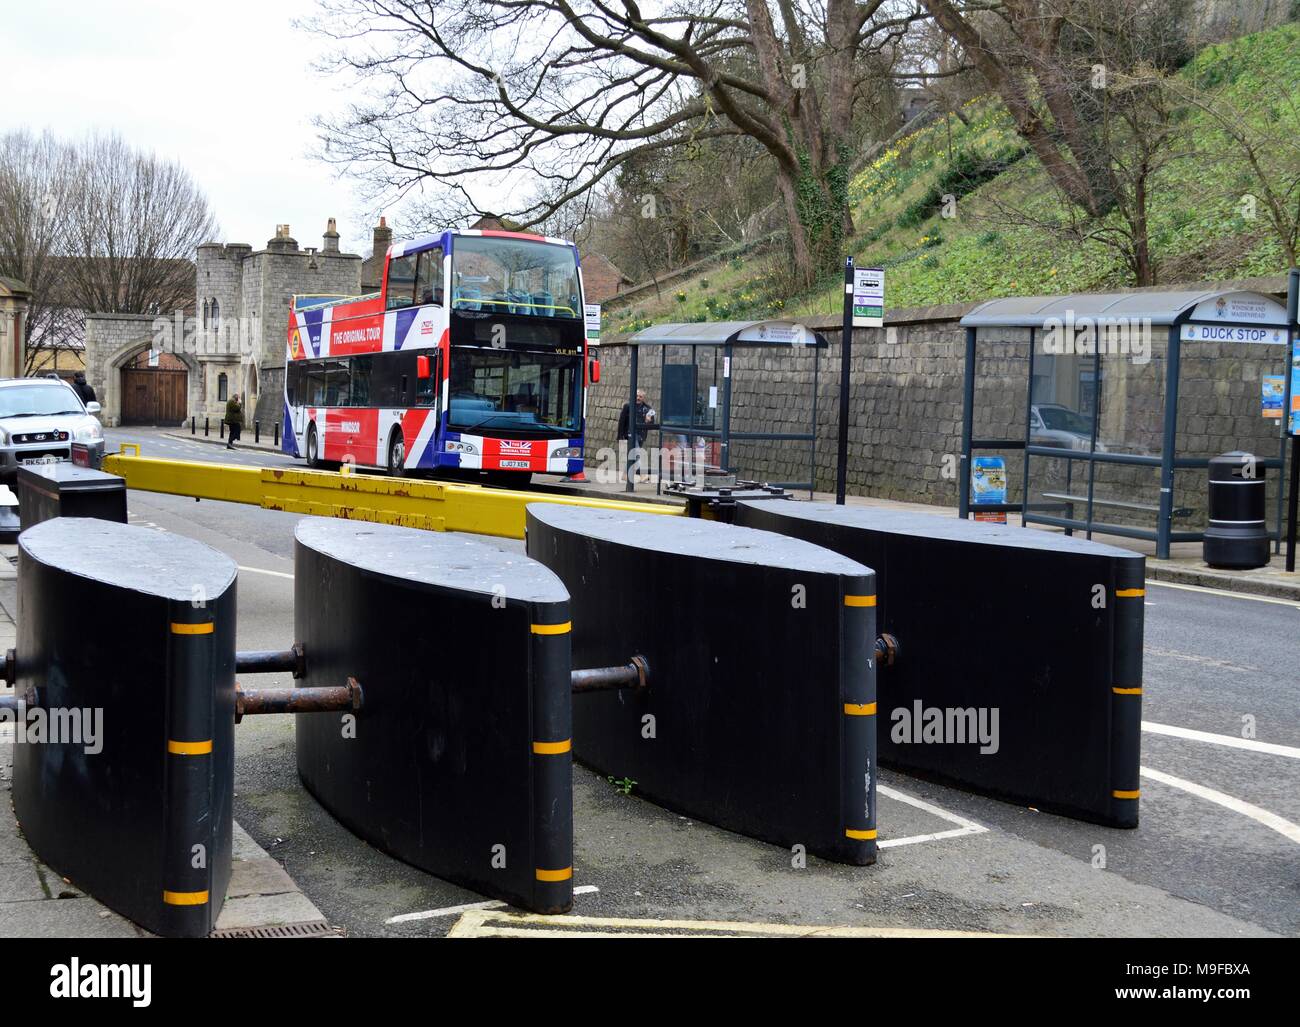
[1030,403,1107,452]
[0,377,104,481]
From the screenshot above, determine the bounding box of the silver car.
[0,378,104,480]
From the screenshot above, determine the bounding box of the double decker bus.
[282,228,597,483]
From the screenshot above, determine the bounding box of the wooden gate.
[120,351,188,426]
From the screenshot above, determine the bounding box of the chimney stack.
[373,216,393,257]
[322,217,340,254]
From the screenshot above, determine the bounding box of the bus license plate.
[499,459,530,469]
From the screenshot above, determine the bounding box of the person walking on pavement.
[72,372,96,405]
[225,393,244,450]
[617,389,657,482]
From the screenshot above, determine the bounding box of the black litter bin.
[1203,451,1269,569]
[17,462,128,534]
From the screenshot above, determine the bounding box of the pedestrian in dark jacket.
[617,389,657,482]
[225,395,243,449]
[73,372,96,405]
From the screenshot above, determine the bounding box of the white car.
[0,378,104,481]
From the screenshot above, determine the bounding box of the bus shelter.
[958,288,1294,559]
[625,320,827,494]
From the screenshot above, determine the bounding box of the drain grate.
[210,919,344,939]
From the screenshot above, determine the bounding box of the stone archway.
[88,317,202,427]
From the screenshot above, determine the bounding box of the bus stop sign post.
[1286,267,1299,572]
[836,257,853,505]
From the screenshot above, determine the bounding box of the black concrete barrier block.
[294,519,574,913]
[13,518,237,937]
[525,504,878,865]
[18,462,127,533]
[735,502,1144,828]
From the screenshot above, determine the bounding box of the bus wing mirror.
[417,355,432,379]
[589,358,600,384]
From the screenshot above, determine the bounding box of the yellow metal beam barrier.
[101,452,680,540]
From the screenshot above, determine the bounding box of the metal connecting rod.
[235,644,305,678]
[571,655,650,694]
[235,677,363,723]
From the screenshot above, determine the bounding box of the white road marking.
[1142,721,1300,760]
[237,564,294,580]
[877,783,987,848]
[1140,766,1300,845]
[1145,578,1300,610]
[386,884,599,924]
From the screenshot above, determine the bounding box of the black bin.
[18,462,128,534]
[1203,451,1269,569]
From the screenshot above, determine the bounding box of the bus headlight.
[553,446,583,459]
[445,440,479,455]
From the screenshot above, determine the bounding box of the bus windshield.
[448,350,580,433]
[451,236,580,319]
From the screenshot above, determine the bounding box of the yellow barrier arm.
[102,452,680,540]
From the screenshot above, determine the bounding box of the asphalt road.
[101,427,1300,937]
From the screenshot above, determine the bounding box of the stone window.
[218,372,228,402]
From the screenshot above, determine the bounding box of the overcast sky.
[0,0,383,255]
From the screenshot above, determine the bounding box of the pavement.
[1,427,1295,939]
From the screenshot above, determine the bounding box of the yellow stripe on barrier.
[167,739,213,755]
[844,595,876,607]
[170,622,213,635]
[162,890,209,906]
[532,739,571,755]
[1112,789,1140,800]
[845,828,877,840]
[531,622,571,635]
[101,454,683,542]
[1112,687,1142,695]
[535,867,573,882]
[844,703,877,716]
[1116,588,1145,598]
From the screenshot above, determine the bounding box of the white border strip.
[1140,766,1300,845]
[1143,721,1300,760]
[877,783,987,849]
[386,884,599,924]
[1145,578,1300,610]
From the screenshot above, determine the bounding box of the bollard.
[294,519,575,913]
[220,420,225,440]
[254,420,260,444]
[736,500,1145,828]
[17,463,127,533]
[12,518,237,936]
[191,416,195,435]
[205,417,210,437]
[527,504,878,865]
[274,420,280,447]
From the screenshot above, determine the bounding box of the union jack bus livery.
[283,228,596,482]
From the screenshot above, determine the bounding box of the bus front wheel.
[387,430,406,477]
[306,424,322,469]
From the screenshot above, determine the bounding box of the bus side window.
[351,355,372,406]
[386,255,417,310]
[413,247,444,307]
[286,361,304,405]
[305,360,328,406]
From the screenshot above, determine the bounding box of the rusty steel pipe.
[875,633,901,668]
[235,677,362,723]
[235,643,305,678]
[570,655,649,694]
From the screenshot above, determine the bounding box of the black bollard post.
[204,417,209,437]
[254,421,260,444]
[274,421,280,447]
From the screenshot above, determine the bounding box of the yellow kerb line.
[531,622,571,635]
[168,740,213,755]
[170,622,214,635]
[844,595,876,607]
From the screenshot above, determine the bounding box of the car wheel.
[387,430,406,477]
